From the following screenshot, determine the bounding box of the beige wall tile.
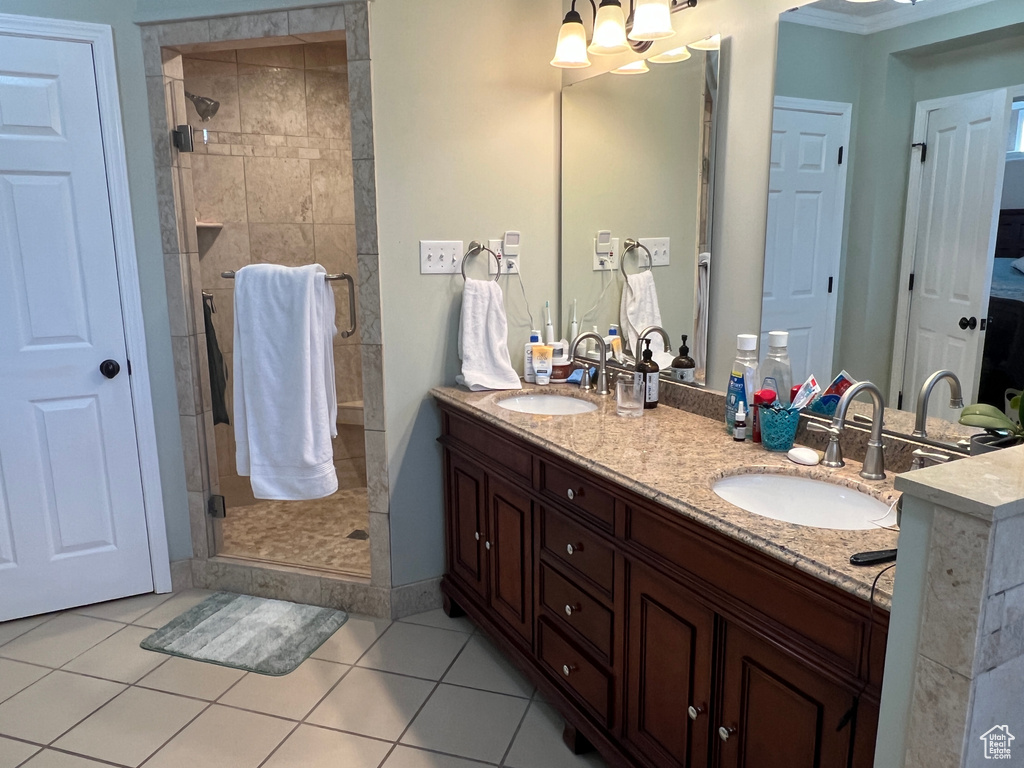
[171,336,199,417]
[164,252,193,337]
[370,512,391,587]
[179,167,199,253]
[335,458,367,491]
[187,49,237,64]
[314,224,357,275]
[353,158,378,254]
[209,288,235,354]
[361,344,384,431]
[183,57,241,134]
[209,12,288,44]
[347,60,373,162]
[245,157,313,223]
[188,490,209,560]
[321,580,390,618]
[198,222,251,288]
[905,656,971,768]
[304,41,348,70]
[335,344,364,405]
[365,430,389,516]
[356,253,381,345]
[238,65,307,136]
[180,414,203,492]
[237,44,305,69]
[146,75,174,169]
[250,568,322,604]
[192,154,247,223]
[215,422,236,479]
[249,222,316,265]
[307,69,351,141]
[289,8,346,40]
[155,165,183,254]
[991,514,1024,595]
[343,4,370,62]
[390,578,443,620]
[312,158,355,224]
[333,424,367,461]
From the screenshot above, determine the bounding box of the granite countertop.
[432,383,900,610]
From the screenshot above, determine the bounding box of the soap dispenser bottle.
[670,335,696,383]
[635,338,660,409]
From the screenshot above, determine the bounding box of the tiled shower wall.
[182,41,367,502]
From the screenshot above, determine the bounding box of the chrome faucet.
[637,325,671,356]
[809,381,887,480]
[913,370,964,439]
[568,331,610,395]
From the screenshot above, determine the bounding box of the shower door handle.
[339,272,357,339]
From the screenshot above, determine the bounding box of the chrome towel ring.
[620,239,653,283]
[461,240,501,282]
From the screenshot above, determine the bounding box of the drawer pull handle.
[485,541,491,550]
[562,663,577,677]
[687,704,705,721]
[565,543,584,556]
[564,603,581,617]
[718,725,737,742]
[566,487,584,501]
[474,532,480,541]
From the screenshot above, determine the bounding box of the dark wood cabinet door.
[716,623,855,768]
[626,563,715,768]
[447,452,487,600]
[488,476,533,642]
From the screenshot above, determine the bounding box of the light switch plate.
[594,237,620,271]
[640,237,670,267]
[420,240,464,274]
[488,238,520,274]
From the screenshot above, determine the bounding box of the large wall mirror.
[561,43,719,385]
[762,0,1024,427]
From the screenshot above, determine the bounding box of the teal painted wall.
[775,1,1024,395]
[0,0,192,560]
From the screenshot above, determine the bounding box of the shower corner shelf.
[195,220,223,229]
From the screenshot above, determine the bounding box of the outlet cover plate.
[488,238,520,274]
[640,237,670,267]
[593,237,620,271]
[420,240,464,274]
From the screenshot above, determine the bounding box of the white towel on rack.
[620,270,664,357]
[233,263,338,500]
[693,252,711,374]
[456,278,521,391]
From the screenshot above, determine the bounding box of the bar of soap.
[788,446,820,466]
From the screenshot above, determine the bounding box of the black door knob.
[99,359,121,379]
[959,316,978,331]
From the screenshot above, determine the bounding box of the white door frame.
[0,13,172,593]
[765,96,852,378]
[889,85,1024,407]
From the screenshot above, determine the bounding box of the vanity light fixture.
[648,45,691,63]
[551,0,698,69]
[687,33,720,51]
[611,59,651,75]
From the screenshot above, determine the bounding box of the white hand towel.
[457,278,521,391]
[233,264,338,500]
[620,270,665,357]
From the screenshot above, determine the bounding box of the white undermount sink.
[497,394,598,416]
[712,474,896,530]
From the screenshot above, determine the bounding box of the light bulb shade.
[588,0,629,55]
[649,46,691,63]
[687,33,721,51]
[611,59,650,75]
[551,14,590,68]
[629,0,675,41]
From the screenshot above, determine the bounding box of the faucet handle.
[852,413,883,429]
[807,422,844,468]
[807,422,841,438]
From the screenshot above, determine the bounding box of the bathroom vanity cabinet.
[438,404,887,768]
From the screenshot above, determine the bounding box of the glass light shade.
[892,0,927,3]
[687,33,721,51]
[588,1,629,55]
[649,46,691,63]
[551,17,591,68]
[628,0,675,41]
[611,59,650,75]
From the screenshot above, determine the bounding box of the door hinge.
[208,494,226,518]
[897,391,904,410]
[912,142,927,163]
[838,146,844,165]
[908,273,915,291]
[827,276,834,294]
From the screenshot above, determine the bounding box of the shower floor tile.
[219,487,370,576]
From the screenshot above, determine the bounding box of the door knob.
[958,316,978,331]
[99,359,121,379]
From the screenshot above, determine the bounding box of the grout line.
[27,745,129,768]
[44,682,132,748]
[137,701,214,768]
[253,719,302,768]
[499,698,534,767]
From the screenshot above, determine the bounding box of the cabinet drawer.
[446,412,532,483]
[540,461,615,529]
[538,618,611,725]
[541,507,615,595]
[539,563,613,662]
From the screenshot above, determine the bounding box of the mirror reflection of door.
[761,98,851,384]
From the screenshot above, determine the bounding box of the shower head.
[185,91,220,122]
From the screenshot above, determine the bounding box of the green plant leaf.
[959,404,1017,432]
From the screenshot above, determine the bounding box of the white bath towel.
[620,270,665,357]
[233,264,339,500]
[457,278,521,391]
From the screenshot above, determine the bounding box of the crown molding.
[781,0,1000,35]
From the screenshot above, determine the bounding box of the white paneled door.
[761,98,850,385]
[0,33,154,620]
[898,89,1009,421]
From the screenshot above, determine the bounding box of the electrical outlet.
[420,240,464,274]
[488,238,520,275]
[640,237,670,267]
[594,237,620,271]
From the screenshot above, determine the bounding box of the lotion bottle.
[670,335,696,383]
[635,338,660,409]
[524,329,541,383]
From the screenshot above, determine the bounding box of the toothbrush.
[544,301,555,344]
[569,299,579,341]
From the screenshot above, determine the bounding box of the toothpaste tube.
[824,370,856,397]
[790,374,821,410]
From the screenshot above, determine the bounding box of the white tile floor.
[0,591,608,768]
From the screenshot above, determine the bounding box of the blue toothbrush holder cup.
[758,406,801,452]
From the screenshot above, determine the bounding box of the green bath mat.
[140,592,348,676]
